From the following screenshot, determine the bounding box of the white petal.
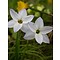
[21,24,29,33]
[24,31,35,40]
[21,22,34,33]
[35,33,43,44]
[35,17,44,28]
[18,9,27,18]
[10,9,19,21]
[13,23,22,32]
[28,22,38,32]
[43,35,50,43]
[22,15,34,24]
[41,26,53,34]
[8,20,16,28]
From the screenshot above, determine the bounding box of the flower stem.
[29,7,53,16]
[15,31,20,60]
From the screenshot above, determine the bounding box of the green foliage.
[8,0,53,60]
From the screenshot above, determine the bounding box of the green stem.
[15,31,20,60]
[29,7,53,16]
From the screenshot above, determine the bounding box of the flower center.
[18,20,23,24]
[36,29,40,34]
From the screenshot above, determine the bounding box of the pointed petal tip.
[31,15,34,18]
[37,17,43,20]
[14,30,17,32]
[8,20,15,28]
[23,36,27,40]
[41,26,53,34]
[13,28,19,32]
[43,35,50,44]
[10,9,13,12]
[19,9,26,12]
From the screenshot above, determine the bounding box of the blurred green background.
[8,0,53,60]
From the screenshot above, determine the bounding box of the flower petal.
[35,33,43,44]
[8,20,16,28]
[21,22,34,33]
[24,31,35,40]
[35,17,44,28]
[43,35,50,43]
[22,15,34,24]
[18,9,27,18]
[28,22,38,32]
[41,26,53,34]
[10,9,19,21]
[13,23,22,32]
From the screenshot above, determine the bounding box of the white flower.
[8,9,34,32]
[24,17,53,44]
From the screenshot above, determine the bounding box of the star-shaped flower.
[8,9,34,32]
[23,17,53,44]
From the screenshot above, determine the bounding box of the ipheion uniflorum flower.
[23,17,53,44]
[8,9,34,32]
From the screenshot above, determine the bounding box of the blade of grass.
[15,31,20,60]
